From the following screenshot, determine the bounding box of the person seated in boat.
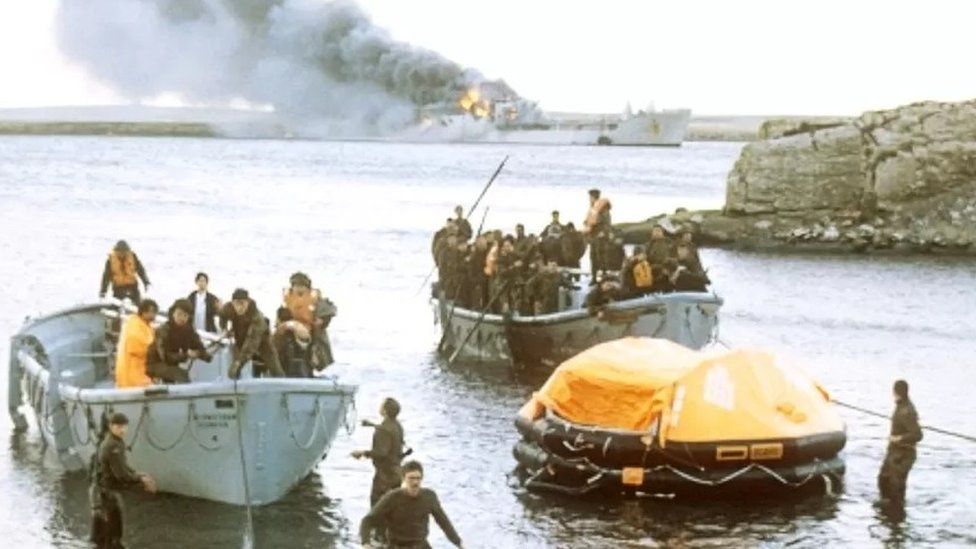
[621,246,654,298]
[646,225,675,268]
[451,241,472,307]
[115,299,159,388]
[219,289,285,378]
[671,244,711,292]
[451,205,472,241]
[558,222,586,270]
[186,272,221,333]
[273,307,313,378]
[585,272,623,316]
[651,260,678,294]
[99,239,151,304]
[282,272,337,371]
[147,299,212,384]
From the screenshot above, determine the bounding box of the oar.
[415,156,509,296]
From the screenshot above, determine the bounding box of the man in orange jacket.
[115,300,158,388]
[99,240,151,303]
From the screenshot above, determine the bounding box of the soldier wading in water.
[878,379,923,508]
[360,460,463,549]
[90,412,157,548]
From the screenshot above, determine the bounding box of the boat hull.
[435,292,722,366]
[8,303,356,506]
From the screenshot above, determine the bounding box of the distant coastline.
[0,106,849,143]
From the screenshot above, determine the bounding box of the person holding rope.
[90,412,157,548]
[878,379,923,507]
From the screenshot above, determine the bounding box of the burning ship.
[397,81,691,146]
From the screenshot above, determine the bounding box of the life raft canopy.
[523,337,842,445]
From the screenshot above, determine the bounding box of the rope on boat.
[281,394,323,450]
[232,380,256,548]
[831,400,976,443]
[187,401,225,452]
[141,401,192,452]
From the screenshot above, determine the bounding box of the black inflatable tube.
[515,414,846,469]
[513,440,845,496]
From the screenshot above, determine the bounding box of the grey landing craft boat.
[8,301,357,505]
[434,274,723,366]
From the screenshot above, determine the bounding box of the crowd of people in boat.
[101,240,336,387]
[431,188,711,316]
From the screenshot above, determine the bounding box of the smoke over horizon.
[55,0,506,136]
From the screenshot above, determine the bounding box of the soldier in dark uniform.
[352,398,406,508]
[360,460,463,549]
[605,234,626,272]
[147,299,212,383]
[647,225,675,267]
[559,222,586,269]
[451,205,472,242]
[878,379,923,507]
[218,289,285,378]
[465,237,490,310]
[90,412,157,549]
[528,261,562,315]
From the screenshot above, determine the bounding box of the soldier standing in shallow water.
[90,412,157,549]
[352,398,406,509]
[878,379,923,507]
[360,460,462,549]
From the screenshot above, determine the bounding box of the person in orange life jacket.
[115,299,158,389]
[273,307,313,378]
[147,299,212,383]
[283,271,337,370]
[99,240,150,303]
[219,288,285,378]
[186,272,221,333]
[621,246,654,297]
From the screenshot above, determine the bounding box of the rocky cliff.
[621,99,976,254]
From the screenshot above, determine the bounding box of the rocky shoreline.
[620,99,976,256]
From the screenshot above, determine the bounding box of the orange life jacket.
[633,260,653,288]
[109,251,137,286]
[583,198,612,234]
[115,315,154,388]
[283,289,318,328]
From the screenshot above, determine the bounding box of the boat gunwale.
[441,291,723,327]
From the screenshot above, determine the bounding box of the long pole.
[415,156,509,296]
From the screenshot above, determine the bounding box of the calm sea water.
[0,136,974,548]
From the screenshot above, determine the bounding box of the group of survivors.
[432,189,710,317]
[102,240,336,388]
[96,240,461,548]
